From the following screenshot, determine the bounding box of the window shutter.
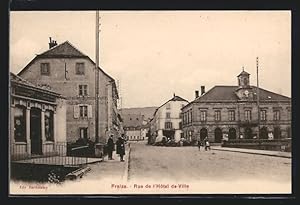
[74,105,79,119]
[88,105,92,118]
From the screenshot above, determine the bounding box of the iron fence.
[11,141,89,166]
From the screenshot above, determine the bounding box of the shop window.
[45,110,54,141]
[14,106,26,142]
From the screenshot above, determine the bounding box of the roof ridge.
[38,40,87,57]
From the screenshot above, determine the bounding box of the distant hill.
[119,107,157,122]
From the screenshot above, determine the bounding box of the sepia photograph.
[8,10,291,195]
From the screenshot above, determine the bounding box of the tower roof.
[237,70,250,77]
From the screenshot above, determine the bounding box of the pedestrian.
[116,136,126,162]
[204,137,210,151]
[107,135,114,160]
[197,140,201,151]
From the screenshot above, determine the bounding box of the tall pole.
[95,11,100,143]
[256,57,260,139]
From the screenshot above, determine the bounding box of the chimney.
[201,86,205,95]
[49,37,57,49]
[195,90,199,99]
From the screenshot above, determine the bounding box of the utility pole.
[95,11,100,143]
[256,57,260,139]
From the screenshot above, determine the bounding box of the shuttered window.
[74,104,92,119]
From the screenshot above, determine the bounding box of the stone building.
[182,70,291,143]
[17,39,121,144]
[150,94,189,143]
[10,73,67,159]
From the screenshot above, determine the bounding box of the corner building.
[18,40,121,144]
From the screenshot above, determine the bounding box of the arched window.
[214,128,222,143]
[260,127,268,139]
[274,127,281,139]
[228,128,236,140]
[200,128,208,141]
[245,127,252,139]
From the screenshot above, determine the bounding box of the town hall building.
[181,70,291,143]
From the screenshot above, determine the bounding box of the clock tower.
[235,68,254,100]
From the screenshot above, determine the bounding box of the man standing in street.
[116,135,126,162]
[107,135,114,160]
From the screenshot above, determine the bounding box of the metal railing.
[11,141,89,166]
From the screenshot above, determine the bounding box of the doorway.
[30,108,42,155]
[228,128,237,140]
[245,127,252,139]
[260,127,268,139]
[200,128,208,141]
[214,128,222,143]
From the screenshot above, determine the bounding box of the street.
[10,141,291,194]
[128,142,291,183]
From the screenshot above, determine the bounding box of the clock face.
[244,90,249,96]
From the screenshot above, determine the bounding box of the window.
[287,108,291,120]
[76,63,85,75]
[214,110,221,121]
[166,103,171,109]
[274,110,280,121]
[79,105,88,117]
[40,63,50,75]
[229,110,235,121]
[45,110,54,141]
[79,127,88,139]
[200,111,207,122]
[179,122,182,129]
[14,106,26,142]
[79,85,88,96]
[245,110,252,121]
[260,110,267,121]
[166,112,171,118]
[165,122,173,129]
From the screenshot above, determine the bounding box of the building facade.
[10,73,67,159]
[18,39,121,144]
[150,94,189,143]
[122,113,144,141]
[182,70,291,143]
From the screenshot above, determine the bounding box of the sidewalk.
[76,145,131,182]
[211,146,291,158]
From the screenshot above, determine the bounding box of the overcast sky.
[10,11,291,108]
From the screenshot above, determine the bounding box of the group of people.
[107,134,126,162]
[197,137,210,151]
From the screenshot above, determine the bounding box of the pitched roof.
[237,70,250,77]
[193,85,290,103]
[17,40,119,98]
[38,41,87,57]
[153,95,189,116]
[122,113,144,128]
[120,107,157,121]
